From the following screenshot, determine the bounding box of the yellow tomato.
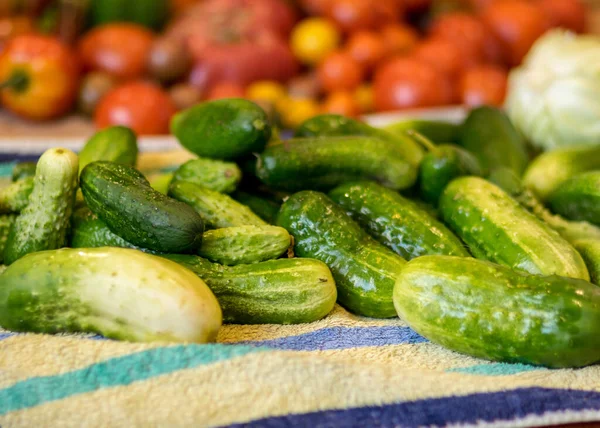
[354,84,374,113]
[290,18,341,65]
[246,81,287,105]
[278,97,321,129]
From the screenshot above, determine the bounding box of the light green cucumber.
[78,126,138,174]
[147,172,174,195]
[0,214,16,264]
[172,158,242,193]
[574,240,600,285]
[548,171,600,227]
[0,176,34,214]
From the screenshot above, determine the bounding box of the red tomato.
[318,51,364,92]
[380,24,419,58]
[373,57,453,111]
[321,91,361,116]
[325,0,374,32]
[459,65,508,107]
[207,82,246,100]
[300,0,333,15]
[536,0,586,33]
[345,31,386,71]
[403,0,432,13]
[429,13,488,65]
[413,38,464,80]
[482,0,548,66]
[372,1,404,25]
[94,82,176,135]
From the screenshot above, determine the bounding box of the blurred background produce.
[0,0,597,135]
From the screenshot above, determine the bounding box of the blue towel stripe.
[0,343,265,416]
[0,332,16,341]
[448,362,546,376]
[226,387,600,428]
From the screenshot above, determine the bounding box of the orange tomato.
[345,31,386,71]
[379,24,419,58]
[318,51,364,92]
[78,24,154,80]
[482,0,548,66]
[536,0,586,33]
[95,82,176,135]
[321,91,360,117]
[429,13,488,65]
[373,57,452,111]
[207,82,246,100]
[412,38,464,80]
[325,0,374,32]
[354,84,374,113]
[459,65,508,107]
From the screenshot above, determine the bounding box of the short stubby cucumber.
[549,171,600,227]
[0,176,34,214]
[329,181,469,260]
[0,214,16,264]
[11,161,36,181]
[440,177,589,280]
[169,180,266,229]
[277,190,406,318]
[0,248,222,343]
[574,240,600,285]
[198,225,290,265]
[4,148,79,265]
[81,162,204,253]
[172,158,242,193]
[78,126,138,174]
[163,255,337,325]
[256,136,417,192]
[232,191,281,224]
[393,256,600,368]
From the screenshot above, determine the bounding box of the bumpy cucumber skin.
[164,255,337,325]
[256,136,417,192]
[277,190,405,318]
[0,214,16,264]
[440,177,589,280]
[394,256,600,368]
[168,180,266,229]
[523,145,600,201]
[173,158,242,194]
[4,148,79,265]
[171,98,271,160]
[232,191,281,224]
[11,162,36,182]
[78,126,138,174]
[0,176,34,214]
[0,248,222,343]
[385,120,461,144]
[549,171,600,227]
[459,106,529,176]
[81,162,204,253]
[295,114,423,166]
[198,225,290,265]
[329,181,468,260]
[574,240,600,285]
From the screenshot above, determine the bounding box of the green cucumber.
[163,255,337,324]
[11,161,36,182]
[523,145,600,201]
[277,190,406,318]
[172,158,242,194]
[0,176,34,214]
[168,180,266,229]
[78,126,138,174]
[549,171,600,227]
[256,136,417,192]
[147,172,174,195]
[232,191,281,224]
[393,255,600,368]
[295,114,423,166]
[459,106,529,176]
[198,225,290,265]
[0,214,16,264]
[574,240,600,285]
[385,119,461,144]
[171,98,271,160]
[4,148,79,265]
[0,265,5,275]
[0,248,222,343]
[329,181,469,260]
[440,177,589,280]
[81,161,204,253]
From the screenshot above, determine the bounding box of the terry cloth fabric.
[2,160,600,427]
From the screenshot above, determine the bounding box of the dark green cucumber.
[295,114,423,166]
[4,148,79,265]
[0,214,16,264]
[385,119,462,144]
[172,158,242,193]
[549,171,600,227]
[256,136,417,192]
[523,145,600,201]
[394,255,600,368]
[574,240,600,285]
[198,225,290,265]
[171,98,271,160]
[78,126,138,174]
[329,181,468,260]
[440,177,589,280]
[168,180,266,229]
[11,162,36,182]
[459,106,529,176]
[81,161,204,253]
[277,190,406,318]
[0,176,34,214]
[163,255,337,325]
[232,191,281,224]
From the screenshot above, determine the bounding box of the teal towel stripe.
[0,343,264,415]
[0,162,15,178]
[448,363,546,376]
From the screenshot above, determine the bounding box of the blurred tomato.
[207,82,246,100]
[300,0,333,15]
[459,65,507,107]
[413,38,464,80]
[78,24,154,80]
[326,0,375,32]
[291,18,341,65]
[404,0,432,13]
[287,72,322,99]
[279,97,321,128]
[536,0,586,33]
[322,91,360,117]
[346,31,386,71]
[429,13,488,65]
[373,1,404,25]
[95,82,176,135]
[380,24,419,58]
[246,80,287,105]
[373,57,452,111]
[354,84,374,113]
[482,0,548,66]
[318,51,364,92]
[0,16,33,53]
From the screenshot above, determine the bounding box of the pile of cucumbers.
[1,98,600,369]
